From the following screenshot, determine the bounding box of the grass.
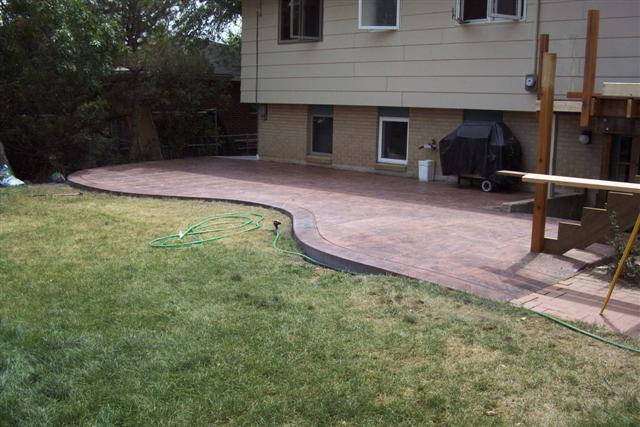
[1,185,639,426]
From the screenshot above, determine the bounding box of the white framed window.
[455,0,524,24]
[378,116,409,165]
[359,0,400,31]
[280,0,323,42]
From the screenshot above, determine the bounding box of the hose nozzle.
[273,220,281,231]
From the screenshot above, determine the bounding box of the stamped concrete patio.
[69,157,639,336]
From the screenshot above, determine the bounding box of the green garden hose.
[150,212,640,353]
[149,212,265,248]
[529,310,640,353]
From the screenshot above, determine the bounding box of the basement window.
[359,0,400,30]
[280,0,323,42]
[309,105,333,155]
[378,116,409,165]
[455,0,524,23]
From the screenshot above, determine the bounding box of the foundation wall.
[258,104,603,191]
[258,104,308,163]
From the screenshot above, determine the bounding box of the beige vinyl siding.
[241,0,640,111]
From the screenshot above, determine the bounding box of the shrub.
[608,214,640,285]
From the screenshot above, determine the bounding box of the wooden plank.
[537,34,549,100]
[522,173,640,193]
[531,52,557,253]
[496,170,527,177]
[597,98,634,118]
[626,99,636,118]
[602,82,640,97]
[596,136,613,208]
[535,100,582,113]
[580,10,600,128]
[566,91,582,99]
[594,94,640,100]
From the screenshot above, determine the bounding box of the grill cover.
[439,121,522,183]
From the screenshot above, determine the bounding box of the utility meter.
[525,74,538,92]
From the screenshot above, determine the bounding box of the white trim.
[489,0,523,20]
[377,116,409,165]
[358,0,401,31]
[455,0,526,24]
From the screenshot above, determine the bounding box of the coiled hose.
[149,212,640,353]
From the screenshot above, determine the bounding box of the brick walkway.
[68,158,638,336]
[512,269,640,337]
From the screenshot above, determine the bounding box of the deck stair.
[545,192,640,255]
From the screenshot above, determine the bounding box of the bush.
[608,214,640,285]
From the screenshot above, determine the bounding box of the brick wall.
[258,104,603,189]
[554,113,604,179]
[259,104,308,163]
[504,111,604,180]
[332,106,378,170]
[503,111,538,174]
[410,108,463,177]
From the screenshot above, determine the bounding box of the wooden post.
[596,136,612,207]
[580,10,600,128]
[537,34,549,100]
[531,52,557,253]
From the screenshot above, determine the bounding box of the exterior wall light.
[579,129,592,145]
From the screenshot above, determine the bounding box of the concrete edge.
[67,173,395,277]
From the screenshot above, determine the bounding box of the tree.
[176,0,241,41]
[0,0,122,180]
[0,0,242,180]
[98,1,235,161]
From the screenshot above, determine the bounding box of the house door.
[632,137,640,183]
[609,135,640,183]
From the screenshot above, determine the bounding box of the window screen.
[311,117,333,154]
[280,0,322,41]
[457,0,523,22]
[359,0,399,29]
[494,0,518,16]
[303,0,321,37]
[462,0,488,21]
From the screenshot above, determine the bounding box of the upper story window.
[280,0,323,42]
[359,0,400,30]
[455,0,524,23]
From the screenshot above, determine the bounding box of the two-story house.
[240,0,640,192]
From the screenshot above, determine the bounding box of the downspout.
[255,0,261,104]
[255,0,262,158]
[549,114,558,196]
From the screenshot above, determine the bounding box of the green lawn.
[1,185,639,426]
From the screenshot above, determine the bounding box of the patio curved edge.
[67,171,396,277]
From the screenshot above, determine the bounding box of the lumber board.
[602,82,640,98]
[522,173,640,194]
[580,10,599,128]
[496,170,527,177]
[535,100,582,113]
[531,52,557,253]
[537,34,549,100]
